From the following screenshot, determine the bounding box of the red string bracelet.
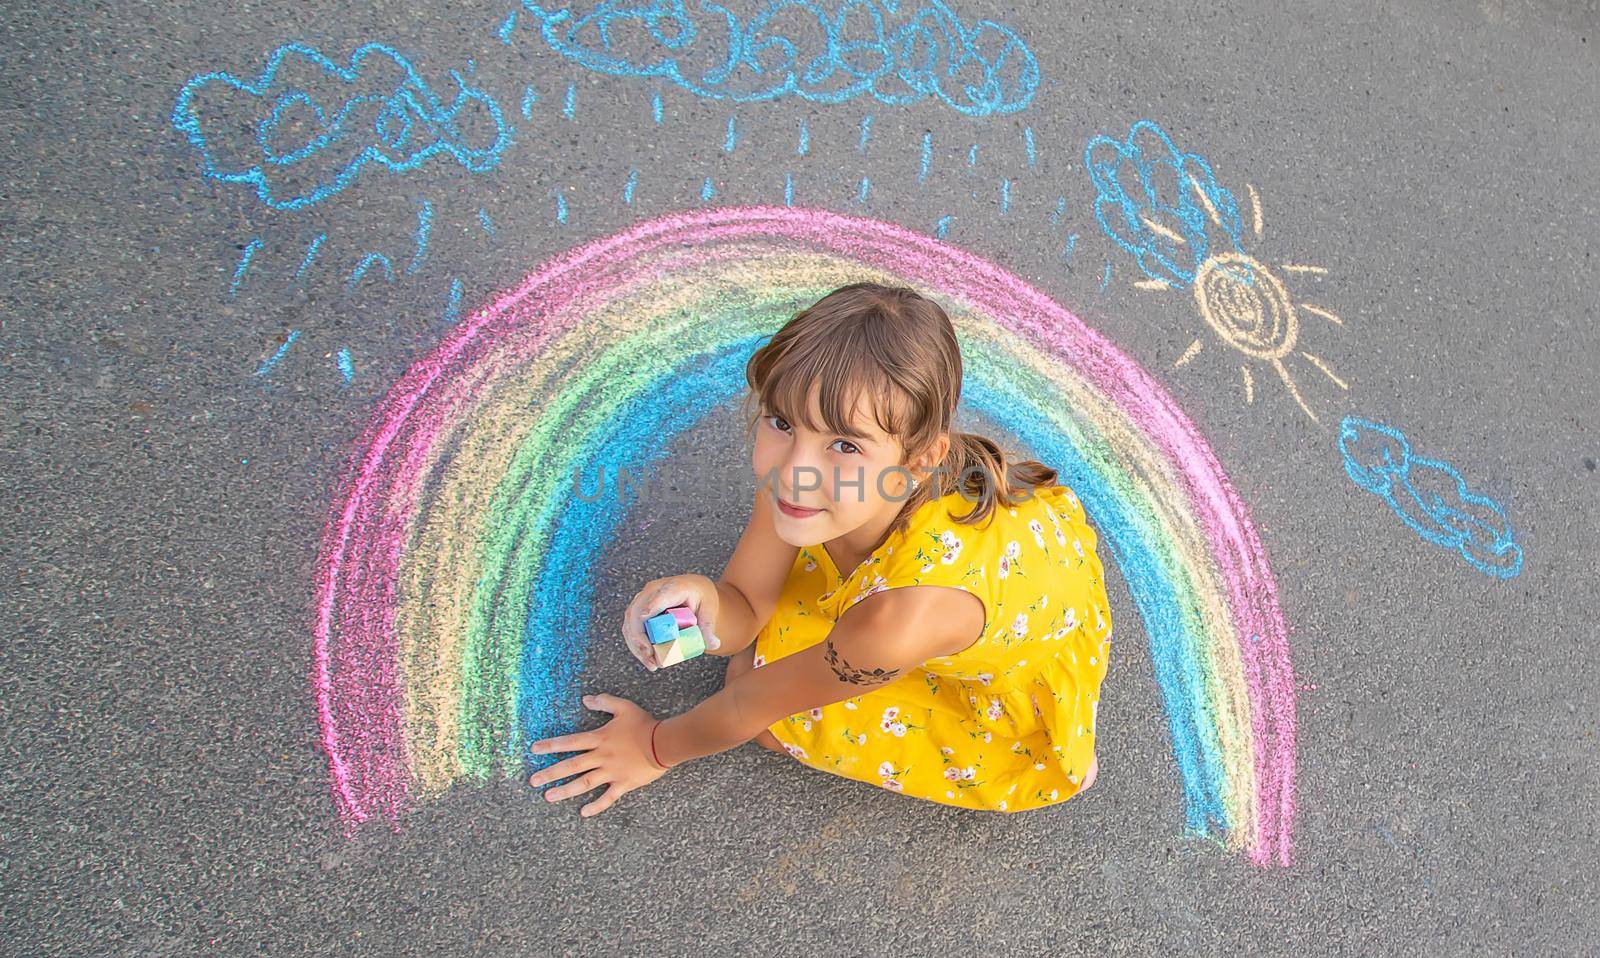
[649,719,673,771]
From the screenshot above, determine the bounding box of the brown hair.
[741,282,1059,539]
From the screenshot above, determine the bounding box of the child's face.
[752,385,919,547]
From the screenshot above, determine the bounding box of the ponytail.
[930,431,1059,529]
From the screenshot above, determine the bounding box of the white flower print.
[941,548,959,566]
[844,701,857,710]
[804,559,817,572]
[921,564,935,573]
[962,765,976,780]
[1074,538,1085,559]
[940,746,955,756]
[939,530,960,550]
[1063,607,1078,632]
[879,760,896,777]
[882,706,900,722]
[944,767,963,781]
[1054,528,1067,547]
[881,777,903,792]
[809,707,823,721]
[1049,788,1059,801]
[1034,762,1046,771]
[1006,540,1021,559]
[998,800,1008,811]
[1029,519,1045,547]
[986,699,1004,721]
[890,722,907,737]
[1011,612,1029,641]
[782,742,808,759]
[997,554,1010,579]
[752,653,766,668]
[1091,699,1100,735]
[856,733,867,745]
[976,672,993,686]
[983,731,992,743]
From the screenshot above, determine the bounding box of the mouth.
[775,495,824,519]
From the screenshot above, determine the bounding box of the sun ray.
[1248,184,1263,238]
[1301,303,1344,326]
[1174,339,1203,367]
[1271,358,1319,423]
[1299,351,1348,390]
[1136,279,1177,291]
[1141,216,1187,245]
[1187,172,1224,228]
[1281,264,1327,275]
[1241,365,1255,404]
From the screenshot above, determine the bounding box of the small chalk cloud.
[1084,119,1244,287]
[172,42,511,211]
[513,0,1038,117]
[1338,416,1524,579]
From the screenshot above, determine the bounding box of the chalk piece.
[644,612,679,646]
[653,625,705,667]
[668,606,697,628]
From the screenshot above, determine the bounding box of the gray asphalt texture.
[3,0,1599,955]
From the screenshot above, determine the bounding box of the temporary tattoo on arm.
[823,634,904,685]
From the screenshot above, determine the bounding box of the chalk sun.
[1156,180,1348,423]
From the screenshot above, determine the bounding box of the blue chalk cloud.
[172,42,511,211]
[1338,416,1524,580]
[1084,119,1244,287]
[516,0,1039,117]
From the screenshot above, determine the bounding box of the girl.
[527,283,1112,820]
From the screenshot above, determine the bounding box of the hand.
[526,693,672,818]
[622,573,723,672]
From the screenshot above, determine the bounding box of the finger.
[581,783,628,819]
[528,751,602,789]
[623,583,663,672]
[528,731,598,755]
[582,693,628,714]
[544,769,608,803]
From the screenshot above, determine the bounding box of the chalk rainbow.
[311,206,1299,866]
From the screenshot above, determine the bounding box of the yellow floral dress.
[754,483,1113,812]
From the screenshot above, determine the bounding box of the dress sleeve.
[835,516,998,641]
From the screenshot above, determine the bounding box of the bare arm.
[701,488,799,657]
[653,584,985,766]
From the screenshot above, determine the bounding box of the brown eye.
[832,439,860,455]
[767,414,791,433]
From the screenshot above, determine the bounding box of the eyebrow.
[764,402,880,443]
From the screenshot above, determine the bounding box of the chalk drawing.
[935,214,954,238]
[919,132,933,183]
[858,176,870,203]
[784,172,795,207]
[408,200,433,274]
[509,0,1038,116]
[348,252,394,291]
[172,42,511,211]
[337,348,355,384]
[555,192,569,223]
[1024,126,1036,167]
[652,90,663,123]
[297,234,327,283]
[311,206,1297,868]
[478,208,497,237]
[521,85,538,118]
[255,329,299,376]
[1000,178,1011,214]
[724,115,738,153]
[797,119,809,156]
[444,278,465,324]
[623,167,639,204]
[499,8,519,42]
[231,238,263,297]
[968,142,979,167]
[1085,119,1242,287]
[701,176,716,202]
[1338,417,1524,578]
[859,114,873,152]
